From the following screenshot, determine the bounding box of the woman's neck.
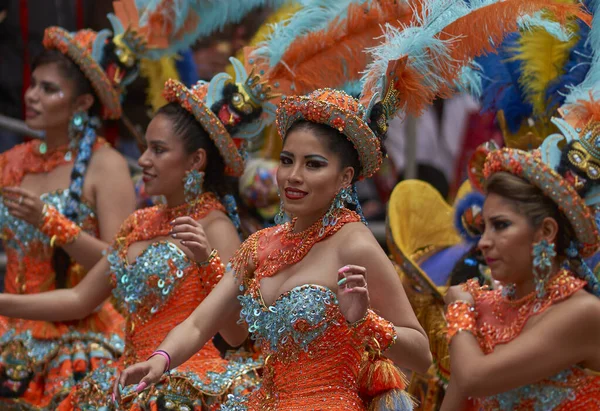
[292,206,332,233]
[513,262,561,300]
[44,128,70,150]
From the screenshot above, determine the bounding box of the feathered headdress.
[248,0,415,101]
[471,0,592,150]
[360,0,590,129]
[110,0,290,60]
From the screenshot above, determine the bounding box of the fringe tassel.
[358,352,416,410]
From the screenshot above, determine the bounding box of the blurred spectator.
[385,94,480,198]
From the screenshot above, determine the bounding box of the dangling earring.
[274,196,286,225]
[320,186,351,237]
[183,170,204,203]
[532,239,556,298]
[68,110,89,140]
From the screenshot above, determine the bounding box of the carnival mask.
[559,140,600,195]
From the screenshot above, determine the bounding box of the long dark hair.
[32,49,100,289]
[156,102,238,198]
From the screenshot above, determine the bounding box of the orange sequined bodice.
[107,194,227,366]
[465,271,600,410]
[0,139,120,339]
[226,209,396,410]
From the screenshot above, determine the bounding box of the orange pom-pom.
[358,355,407,399]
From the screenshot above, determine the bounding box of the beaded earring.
[274,197,287,225]
[532,239,556,298]
[183,170,204,203]
[319,186,352,236]
[68,110,89,140]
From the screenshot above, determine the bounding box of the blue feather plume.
[565,0,600,104]
[454,191,485,243]
[252,0,372,68]
[474,32,532,134]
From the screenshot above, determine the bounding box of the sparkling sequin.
[223,209,398,410]
[464,271,600,409]
[59,193,262,410]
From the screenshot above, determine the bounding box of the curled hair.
[485,172,575,256]
[156,103,238,198]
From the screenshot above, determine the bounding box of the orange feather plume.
[258,0,415,100]
[436,0,591,95]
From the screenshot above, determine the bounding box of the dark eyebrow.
[148,140,168,146]
[305,154,328,162]
[280,151,293,157]
[39,80,61,89]
[488,214,509,221]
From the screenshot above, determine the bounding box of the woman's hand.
[444,285,475,305]
[337,265,370,324]
[2,187,45,226]
[169,216,212,263]
[113,355,166,403]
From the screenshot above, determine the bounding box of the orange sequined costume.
[0,140,125,410]
[461,270,600,410]
[221,208,398,410]
[58,192,261,410]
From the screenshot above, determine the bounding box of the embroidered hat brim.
[276,92,382,179]
[43,27,122,120]
[483,148,600,257]
[163,79,245,177]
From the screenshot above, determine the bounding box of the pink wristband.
[149,350,171,372]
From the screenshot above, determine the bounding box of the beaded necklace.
[233,208,360,295]
[0,139,107,187]
[465,269,586,353]
[115,192,225,259]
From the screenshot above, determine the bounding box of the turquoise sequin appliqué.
[0,190,95,255]
[108,242,191,319]
[238,284,338,352]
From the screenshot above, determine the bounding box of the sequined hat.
[471,118,600,257]
[43,27,134,120]
[276,88,383,179]
[163,57,277,177]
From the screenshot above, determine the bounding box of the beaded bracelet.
[197,249,219,267]
[350,309,397,352]
[38,205,81,247]
[148,350,171,373]
[446,300,477,343]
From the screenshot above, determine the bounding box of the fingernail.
[180,240,186,245]
[338,266,349,274]
[171,233,177,238]
[337,277,348,286]
[135,382,147,393]
[118,384,123,394]
[112,392,117,404]
[169,220,175,225]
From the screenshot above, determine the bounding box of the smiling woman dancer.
[0,57,275,410]
[115,85,431,411]
[0,23,138,409]
[441,91,600,408]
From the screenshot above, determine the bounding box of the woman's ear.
[74,93,94,113]
[538,217,559,244]
[339,166,355,189]
[190,148,207,171]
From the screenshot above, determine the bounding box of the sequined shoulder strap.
[229,227,271,287]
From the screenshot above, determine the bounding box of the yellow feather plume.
[140,57,180,112]
[511,9,579,115]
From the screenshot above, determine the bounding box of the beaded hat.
[163,57,277,177]
[471,115,600,257]
[276,88,383,179]
[43,27,137,120]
